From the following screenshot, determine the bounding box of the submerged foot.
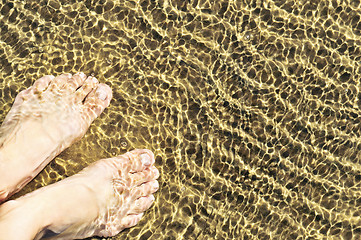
[0,73,112,202]
[0,149,160,240]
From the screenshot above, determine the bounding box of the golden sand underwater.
[0,0,361,239]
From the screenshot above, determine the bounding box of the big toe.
[82,83,112,124]
[123,149,156,173]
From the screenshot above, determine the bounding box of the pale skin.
[0,73,159,239]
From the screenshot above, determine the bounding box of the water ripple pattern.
[0,0,361,239]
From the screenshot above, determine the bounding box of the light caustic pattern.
[0,0,361,239]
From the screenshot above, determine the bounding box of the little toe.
[120,213,143,230]
[129,166,159,186]
[82,84,112,124]
[129,195,155,214]
[31,75,54,93]
[12,75,54,108]
[63,72,87,92]
[125,149,155,173]
[74,76,99,103]
[46,73,72,92]
[12,87,31,108]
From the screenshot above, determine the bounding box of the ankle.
[0,199,48,239]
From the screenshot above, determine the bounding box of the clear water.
[0,0,361,239]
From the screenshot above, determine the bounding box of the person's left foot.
[0,73,112,202]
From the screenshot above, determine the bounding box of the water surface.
[1,0,361,239]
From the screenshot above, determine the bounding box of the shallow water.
[1,0,361,239]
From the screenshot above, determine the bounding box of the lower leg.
[0,199,45,240]
[0,181,102,240]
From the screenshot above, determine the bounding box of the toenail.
[153,181,159,190]
[78,72,86,78]
[152,168,160,177]
[95,87,107,100]
[140,153,151,166]
[91,77,98,83]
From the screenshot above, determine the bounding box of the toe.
[12,75,54,107]
[132,180,159,198]
[120,213,143,229]
[31,75,54,93]
[129,166,159,186]
[63,72,87,92]
[82,83,112,124]
[129,195,155,214]
[125,149,155,173]
[46,73,72,92]
[12,87,31,108]
[74,76,99,102]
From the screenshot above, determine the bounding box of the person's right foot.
[0,73,112,202]
[0,149,159,240]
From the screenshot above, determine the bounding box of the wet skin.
[0,73,159,239]
[0,72,112,201]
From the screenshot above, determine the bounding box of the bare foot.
[0,73,112,202]
[0,149,159,240]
